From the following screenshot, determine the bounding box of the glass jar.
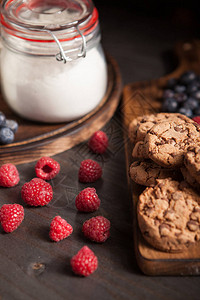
[0,0,108,123]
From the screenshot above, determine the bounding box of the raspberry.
[75,187,100,212]
[0,204,24,233]
[82,216,110,243]
[49,216,73,242]
[88,130,108,154]
[192,116,200,125]
[78,159,102,183]
[0,163,20,187]
[35,156,60,180]
[21,178,53,206]
[71,246,98,277]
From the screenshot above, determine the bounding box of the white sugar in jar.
[0,0,107,123]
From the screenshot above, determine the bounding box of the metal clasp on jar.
[46,25,86,63]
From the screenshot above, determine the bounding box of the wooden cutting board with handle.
[123,39,200,276]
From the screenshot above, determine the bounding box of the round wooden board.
[0,54,122,165]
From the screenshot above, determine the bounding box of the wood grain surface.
[0,54,122,165]
[123,39,200,276]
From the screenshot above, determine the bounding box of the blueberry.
[174,92,187,103]
[5,119,18,133]
[163,89,174,99]
[186,81,200,95]
[162,98,178,112]
[180,71,197,85]
[191,90,200,100]
[174,85,186,93]
[178,107,193,118]
[0,127,14,145]
[0,112,6,127]
[166,78,178,89]
[183,97,199,110]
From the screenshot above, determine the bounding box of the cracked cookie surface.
[181,166,200,191]
[184,145,200,185]
[137,179,200,252]
[144,120,200,168]
[129,113,192,144]
[132,141,149,159]
[130,160,177,187]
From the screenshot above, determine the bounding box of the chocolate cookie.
[129,113,192,144]
[137,179,200,252]
[129,116,143,143]
[132,141,149,159]
[129,160,178,187]
[184,145,200,184]
[144,119,200,168]
[181,166,200,191]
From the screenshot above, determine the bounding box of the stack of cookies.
[129,113,200,252]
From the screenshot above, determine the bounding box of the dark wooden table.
[1,1,200,299]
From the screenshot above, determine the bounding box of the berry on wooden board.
[0,127,14,145]
[21,178,53,206]
[0,204,24,233]
[35,156,60,180]
[0,163,20,187]
[0,111,18,145]
[161,70,200,118]
[82,216,110,243]
[71,246,98,277]
[75,187,100,212]
[192,116,200,125]
[88,130,108,154]
[78,159,102,183]
[49,216,73,242]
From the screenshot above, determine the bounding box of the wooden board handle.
[174,39,200,74]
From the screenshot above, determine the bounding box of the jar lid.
[1,0,94,30]
[1,0,99,62]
